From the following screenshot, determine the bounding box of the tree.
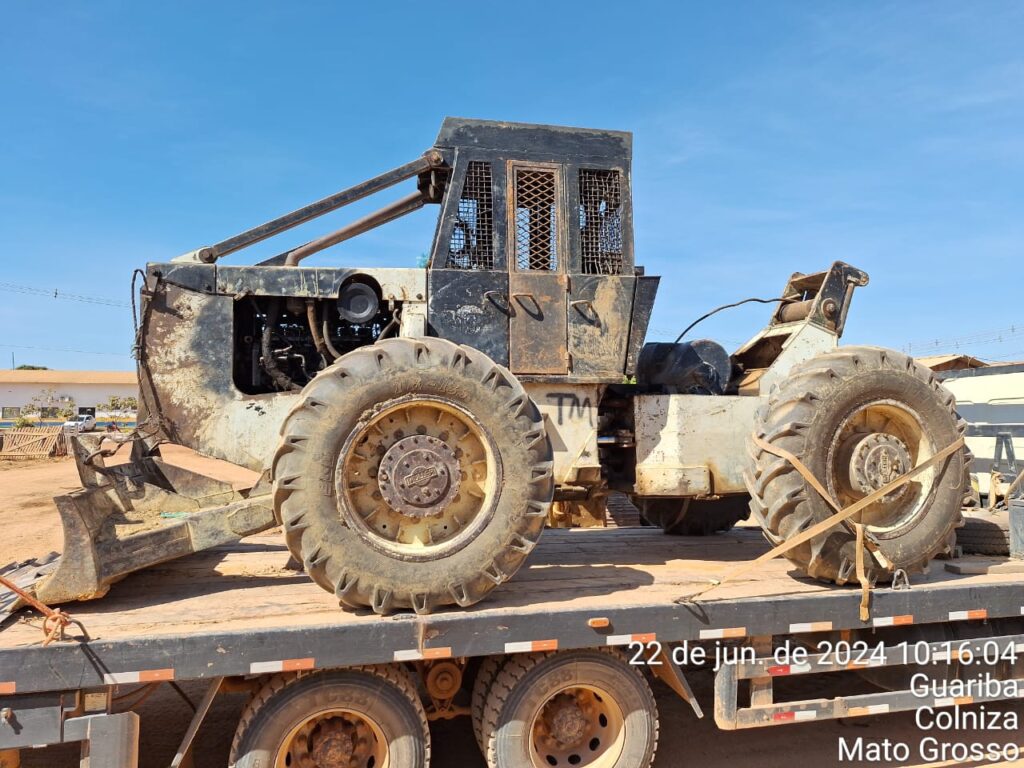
[27,388,76,421]
[15,364,48,370]
[100,394,138,428]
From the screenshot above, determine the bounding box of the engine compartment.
[232,292,398,394]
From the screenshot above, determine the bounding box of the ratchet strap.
[0,574,88,645]
[680,435,965,621]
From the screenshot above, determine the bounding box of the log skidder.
[273,337,554,614]
[747,346,972,584]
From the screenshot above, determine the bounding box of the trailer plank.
[1,528,1021,695]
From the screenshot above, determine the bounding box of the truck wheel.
[472,656,505,751]
[273,337,554,614]
[957,510,1011,556]
[747,346,971,583]
[481,650,658,768]
[229,666,429,768]
[635,496,750,535]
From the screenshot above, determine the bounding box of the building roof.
[916,354,989,372]
[0,370,136,385]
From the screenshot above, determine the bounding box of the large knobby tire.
[228,666,429,768]
[481,649,659,768]
[273,337,554,614]
[635,496,750,535]
[747,346,971,583]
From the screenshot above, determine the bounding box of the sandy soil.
[2,455,1022,767]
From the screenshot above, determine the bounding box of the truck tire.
[273,337,554,614]
[957,510,1011,556]
[229,666,429,768]
[472,656,505,751]
[747,346,971,583]
[635,496,750,535]
[480,649,658,768]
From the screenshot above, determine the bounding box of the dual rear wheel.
[477,650,659,768]
[230,651,659,768]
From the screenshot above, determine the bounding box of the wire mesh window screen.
[446,161,495,269]
[514,169,559,271]
[578,169,624,275]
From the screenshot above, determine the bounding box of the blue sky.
[2,2,1023,370]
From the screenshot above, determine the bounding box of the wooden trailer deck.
[1,527,1021,694]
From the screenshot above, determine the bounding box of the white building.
[0,370,137,426]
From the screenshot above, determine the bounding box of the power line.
[903,324,1023,355]
[0,343,132,357]
[0,280,130,308]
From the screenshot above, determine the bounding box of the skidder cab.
[19,118,970,617]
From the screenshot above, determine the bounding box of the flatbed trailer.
[2,527,1024,767]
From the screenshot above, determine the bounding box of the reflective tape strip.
[606,633,656,646]
[505,640,558,653]
[699,627,746,640]
[847,704,890,716]
[949,609,987,621]
[767,662,812,676]
[102,669,174,684]
[393,647,452,662]
[788,621,832,633]
[845,659,884,669]
[933,696,972,707]
[0,682,14,694]
[872,615,913,627]
[772,710,817,722]
[249,658,315,674]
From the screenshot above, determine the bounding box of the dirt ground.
[2,453,1023,767]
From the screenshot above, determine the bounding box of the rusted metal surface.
[214,265,425,302]
[509,272,568,374]
[427,269,509,365]
[10,432,275,608]
[733,261,868,386]
[567,274,635,378]
[378,435,462,518]
[141,280,297,470]
[282,191,426,266]
[624,276,659,378]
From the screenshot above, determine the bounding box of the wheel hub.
[545,694,588,746]
[378,435,461,518]
[309,719,355,767]
[845,433,913,501]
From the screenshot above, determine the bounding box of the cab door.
[427,160,510,366]
[507,163,569,374]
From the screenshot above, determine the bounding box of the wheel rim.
[529,685,626,768]
[276,708,388,768]
[826,400,937,535]
[337,396,500,559]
